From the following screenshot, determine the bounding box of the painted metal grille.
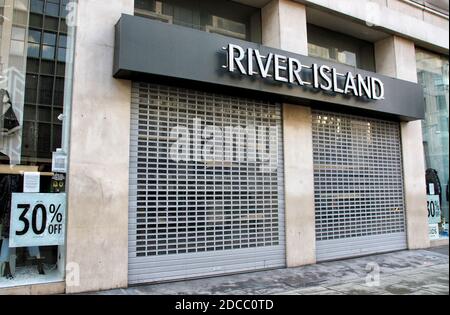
[130,83,285,258]
[312,110,406,242]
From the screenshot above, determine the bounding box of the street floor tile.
[88,247,449,296]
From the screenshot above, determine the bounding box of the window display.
[416,48,449,241]
[0,0,75,288]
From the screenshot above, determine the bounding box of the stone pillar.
[261,0,316,267]
[261,0,309,55]
[65,0,134,293]
[261,0,315,267]
[375,35,430,250]
[283,104,316,267]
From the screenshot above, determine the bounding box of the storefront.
[0,0,75,290]
[113,12,425,283]
[416,48,449,242]
[1,0,447,294]
[129,83,286,283]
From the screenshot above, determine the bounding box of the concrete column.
[261,0,308,55]
[65,0,134,293]
[262,0,315,266]
[375,36,430,250]
[283,104,316,267]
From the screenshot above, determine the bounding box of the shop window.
[307,24,376,71]
[0,0,76,288]
[416,48,450,241]
[134,0,262,43]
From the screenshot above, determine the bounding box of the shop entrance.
[312,110,408,261]
[128,83,286,284]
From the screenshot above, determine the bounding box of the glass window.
[39,76,54,104]
[60,1,70,18]
[41,45,55,60]
[54,78,64,105]
[57,48,66,62]
[29,13,43,28]
[134,0,262,43]
[45,2,59,17]
[25,75,39,104]
[0,0,76,289]
[38,106,52,122]
[43,32,57,46]
[307,24,376,71]
[44,16,59,31]
[416,48,450,241]
[28,29,42,44]
[27,43,41,58]
[40,60,56,75]
[30,0,44,14]
[58,35,67,48]
[27,59,40,73]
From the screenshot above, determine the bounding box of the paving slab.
[89,247,449,295]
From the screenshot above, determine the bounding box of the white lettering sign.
[223,44,385,100]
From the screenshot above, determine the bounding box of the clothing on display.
[0,89,21,136]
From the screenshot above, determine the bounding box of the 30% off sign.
[9,193,66,248]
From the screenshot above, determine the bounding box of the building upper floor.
[234,0,449,53]
[129,0,448,82]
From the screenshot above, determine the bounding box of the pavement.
[94,246,449,295]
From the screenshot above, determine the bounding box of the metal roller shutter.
[129,83,286,284]
[312,110,407,262]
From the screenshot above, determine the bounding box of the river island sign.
[113,14,425,120]
[223,44,384,100]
